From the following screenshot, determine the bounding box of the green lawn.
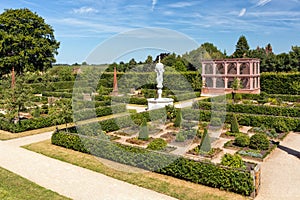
[0,167,70,200]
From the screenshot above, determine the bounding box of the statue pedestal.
[147,98,174,110]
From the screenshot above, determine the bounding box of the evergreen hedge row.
[193,101,300,118]
[181,108,300,132]
[260,72,300,95]
[73,104,127,121]
[51,130,254,195]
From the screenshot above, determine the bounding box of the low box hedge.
[51,130,254,196]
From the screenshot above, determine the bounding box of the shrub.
[230,114,239,133]
[238,150,263,159]
[249,133,270,150]
[175,131,185,142]
[210,117,222,127]
[138,118,149,140]
[221,153,245,169]
[174,109,182,127]
[199,128,211,152]
[147,138,167,151]
[234,133,250,147]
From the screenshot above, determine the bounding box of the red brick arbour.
[201,58,260,95]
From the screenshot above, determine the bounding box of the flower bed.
[187,147,222,159]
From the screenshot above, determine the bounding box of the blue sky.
[1,0,300,64]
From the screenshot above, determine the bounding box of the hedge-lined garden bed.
[193,101,300,118]
[51,129,254,196]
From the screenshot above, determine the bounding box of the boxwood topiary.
[249,133,269,150]
[147,138,167,151]
[234,133,250,147]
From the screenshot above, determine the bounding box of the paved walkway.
[255,132,300,200]
[0,132,177,200]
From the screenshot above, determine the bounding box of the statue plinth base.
[147,98,174,110]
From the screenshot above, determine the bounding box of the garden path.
[0,132,177,200]
[255,132,300,200]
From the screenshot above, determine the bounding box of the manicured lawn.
[0,167,69,200]
[23,140,247,200]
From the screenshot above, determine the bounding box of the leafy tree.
[199,128,211,152]
[138,118,149,140]
[3,76,33,123]
[128,58,137,66]
[0,8,60,76]
[145,55,153,64]
[53,99,72,128]
[174,60,187,72]
[233,35,249,58]
[232,78,241,91]
[221,153,245,169]
[161,53,176,66]
[230,114,240,133]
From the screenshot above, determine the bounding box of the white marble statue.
[155,57,164,89]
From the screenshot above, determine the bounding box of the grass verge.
[0,166,70,200]
[23,140,248,200]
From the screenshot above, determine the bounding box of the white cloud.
[239,8,247,17]
[169,2,195,8]
[256,0,272,7]
[152,0,157,11]
[73,7,98,14]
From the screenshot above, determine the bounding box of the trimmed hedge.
[73,104,127,121]
[51,130,254,195]
[261,72,300,95]
[181,108,300,132]
[193,101,300,118]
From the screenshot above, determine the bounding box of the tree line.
[0,8,299,78]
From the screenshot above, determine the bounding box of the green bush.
[230,114,239,133]
[147,138,167,151]
[249,133,270,150]
[175,131,185,142]
[234,134,250,147]
[210,117,222,127]
[199,128,211,152]
[174,109,182,127]
[221,153,245,169]
[138,119,149,141]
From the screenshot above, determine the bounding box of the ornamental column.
[213,78,217,88]
[224,77,228,89]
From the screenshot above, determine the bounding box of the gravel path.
[255,132,300,200]
[0,132,177,200]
